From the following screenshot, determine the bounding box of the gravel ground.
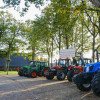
[0,75,100,100]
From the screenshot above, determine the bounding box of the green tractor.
[18,61,49,78]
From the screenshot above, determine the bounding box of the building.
[0,55,29,71]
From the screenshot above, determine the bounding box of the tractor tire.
[67,70,74,82]
[43,68,49,77]
[57,70,66,81]
[31,71,37,78]
[72,74,79,83]
[23,69,28,77]
[18,69,23,76]
[75,73,91,91]
[92,72,100,96]
[46,71,54,80]
[46,75,54,80]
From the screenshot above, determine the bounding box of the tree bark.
[32,46,35,60]
[92,25,95,62]
[99,16,100,37]
[51,37,54,67]
[4,58,7,71]
[66,35,69,49]
[46,40,50,66]
[58,27,61,54]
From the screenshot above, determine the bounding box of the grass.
[0,71,18,75]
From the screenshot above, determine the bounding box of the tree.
[0,11,26,70]
[25,19,42,60]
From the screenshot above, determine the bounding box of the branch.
[54,34,59,48]
[96,44,100,50]
[86,8,100,12]
[84,22,93,35]
[76,44,81,53]
[89,0,100,8]
[85,10,99,30]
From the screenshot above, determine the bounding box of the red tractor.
[67,58,92,82]
[45,58,72,80]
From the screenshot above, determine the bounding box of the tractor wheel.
[57,70,66,81]
[46,71,54,80]
[43,69,48,77]
[23,69,28,77]
[75,73,91,91]
[31,71,37,78]
[46,75,54,80]
[92,72,100,96]
[18,69,23,76]
[67,70,74,82]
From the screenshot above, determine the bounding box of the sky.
[0,0,92,60]
[0,0,49,21]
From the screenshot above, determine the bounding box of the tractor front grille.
[74,68,79,73]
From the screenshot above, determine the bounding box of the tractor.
[67,57,92,82]
[18,61,49,78]
[73,49,100,97]
[45,58,72,80]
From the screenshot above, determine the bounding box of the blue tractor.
[74,50,100,96]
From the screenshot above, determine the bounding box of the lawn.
[0,71,18,75]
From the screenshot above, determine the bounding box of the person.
[72,57,78,66]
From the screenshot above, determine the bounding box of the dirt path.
[0,75,99,100]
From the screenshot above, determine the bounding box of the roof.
[0,55,29,67]
[59,58,71,60]
[30,60,47,63]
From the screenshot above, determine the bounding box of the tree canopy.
[0,0,100,68]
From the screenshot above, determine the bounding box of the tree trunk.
[99,16,100,37]
[4,58,7,71]
[46,40,50,67]
[58,27,61,54]
[47,50,50,67]
[32,46,35,60]
[66,35,69,49]
[92,26,95,62]
[51,37,54,67]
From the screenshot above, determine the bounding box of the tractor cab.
[74,58,92,74]
[78,58,92,66]
[58,58,72,68]
[52,58,72,71]
[40,61,48,70]
[29,61,41,71]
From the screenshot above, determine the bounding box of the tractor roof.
[59,58,71,60]
[79,58,92,60]
[30,60,47,63]
[83,58,92,60]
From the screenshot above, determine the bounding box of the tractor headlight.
[86,67,89,72]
